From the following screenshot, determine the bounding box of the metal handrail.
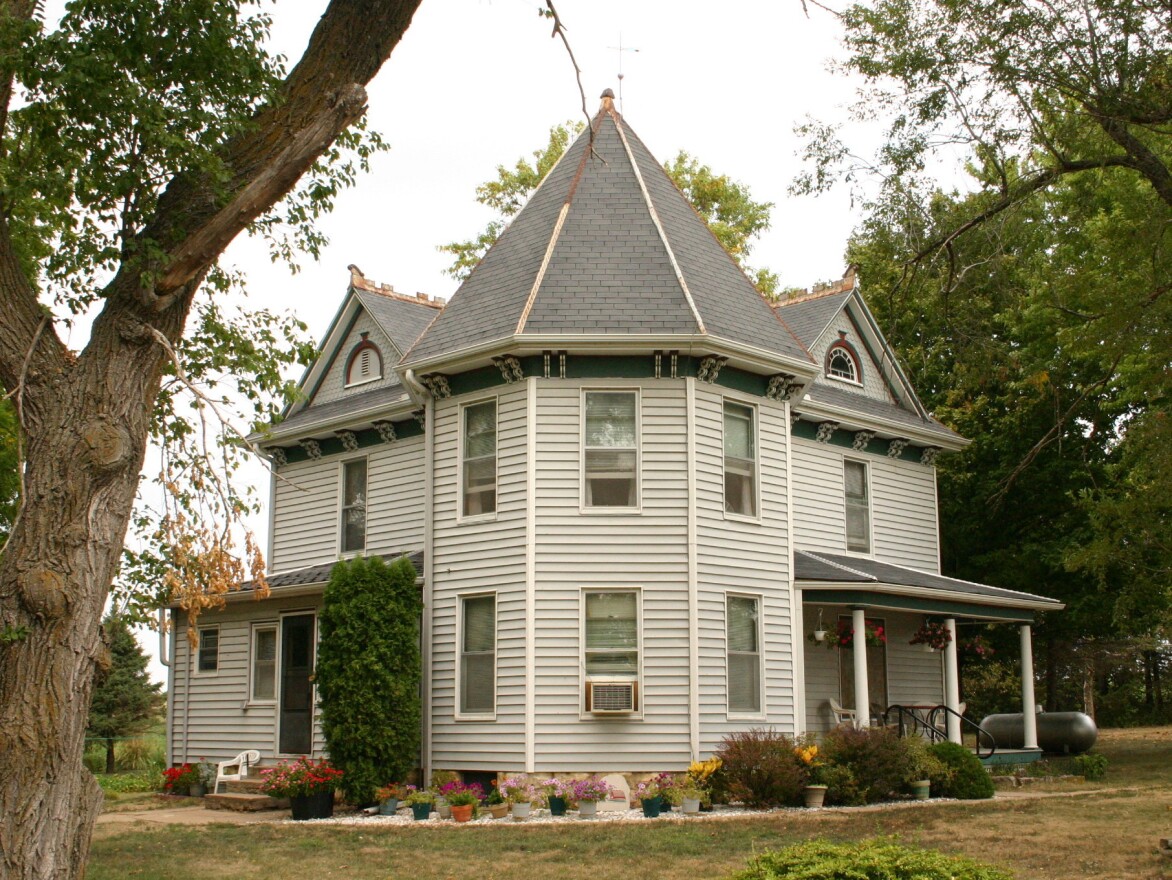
[883,704,997,760]
[926,704,997,759]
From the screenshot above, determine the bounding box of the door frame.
[276,610,318,757]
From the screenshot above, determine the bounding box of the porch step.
[222,777,268,795]
[204,792,288,812]
[978,747,1043,767]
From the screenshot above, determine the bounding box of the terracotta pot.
[489,803,509,819]
[451,803,474,822]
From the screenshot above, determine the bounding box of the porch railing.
[884,704,997,760]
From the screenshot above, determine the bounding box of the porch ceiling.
[794,550,1063,622]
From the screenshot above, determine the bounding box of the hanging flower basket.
[909,621,951,652]
[832,619,886,649]
[960,635,995,659]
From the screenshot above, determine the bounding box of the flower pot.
[489,803,509,819]
[548,796,567,816]
[410,802,432,821]
[451,803,474,822]
[511,802,531,820]
[434,796,451,819]
[802,785,828,809]
[921,643,937,653]
[641,797,661,818]
[188,783,206,798]
[813,630,827,642]
[681,797,700,815]
[578,799,598,818]
[379,797,399,816]
[290,790,334,821]
[910,779,931,800]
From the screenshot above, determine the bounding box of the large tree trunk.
[105,740,116,776]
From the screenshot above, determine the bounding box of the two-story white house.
[164,91,1061,778]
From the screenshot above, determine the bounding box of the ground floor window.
[460,594,496,715]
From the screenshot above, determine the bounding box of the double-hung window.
[844,459,871,553]
[583,391,638,508]
[340,459,367,553]
[459,594,496,715]
[584,591,639,676]
[196,626,219,674]
[723,401,757,517]
[462,400,497,517]
[251,625,277,701]
[726,595,762,714]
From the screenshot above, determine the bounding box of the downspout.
[159,608,173,766]
[404,368,434,782]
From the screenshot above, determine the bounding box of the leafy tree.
[0,2,421,876]
[316,555,421,806]
[86,616,163,774]
[440,122,779,294]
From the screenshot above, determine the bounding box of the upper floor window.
[196,626,219,674]
[340,459,367,553]
[462,400,497,517]
[344,334,382,387]
[844,459,871,553]
[726,595,762,714]
[459,594,496,716]
[251,625,277,701]
[826,339,861,384]
[583,391,638,508]
[723,401,757,517]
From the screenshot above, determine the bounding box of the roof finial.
[600,88,616,115]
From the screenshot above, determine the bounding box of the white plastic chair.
[214,749,261,794]
[828,698,858,728]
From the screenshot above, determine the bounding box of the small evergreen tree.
[316,555,421,805]
[87,616,164,773]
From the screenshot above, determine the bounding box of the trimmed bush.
[820,725,912,804]
[729,838,1015,880]
[714,728,806,808]
[1073,752,1108,780]
[316,555,422,805]
[929,741,995,799]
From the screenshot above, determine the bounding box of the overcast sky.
[140,0,869,681]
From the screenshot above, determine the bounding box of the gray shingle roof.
[794,550,1062,609]
[355,289,442,358]
[265,384,411,437]
[237,550,425,593]
[801,382,963,443]
[403,98,810,365]
[774,290,853,347]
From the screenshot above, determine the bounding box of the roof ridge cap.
[802,550,877,581]
[775,286,855,309]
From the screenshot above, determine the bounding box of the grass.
[87,727,1172,880]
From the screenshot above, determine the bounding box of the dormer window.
[345,334,382,387]
[826,337,861,384]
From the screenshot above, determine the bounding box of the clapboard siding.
[801,605,944,732]
[270,438,425,573]
[169,596,323,764]
[531,379,692,772]
[694,384,796,756]
[790,437,847,554]
[312,310,400,405]
[429,383,529,771]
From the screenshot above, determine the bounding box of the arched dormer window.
[826,336,862,384]
[344,333,383,387]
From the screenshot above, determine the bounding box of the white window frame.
[725,592,765,719]
[456,591,497,720]
[248,622,279,705]
[826,342,863,387]
[579,587,643,720]
[722,398,760,521]
[343,337,383,388]
[459,397,498,523]
[338,457,368,556]
[194,625,219,676]
[580,389,641,513]
[844,458,872,554]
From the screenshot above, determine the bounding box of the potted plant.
[833,619,886,649]
[541,778,573,816]
[668,775,705,815]
[194,761,216,797]
[909,620,951,653]
[403,785,434,821]
[904,737,946,801]
[573,776,611,818]
[795,740,829,808]
[686,757,723,810]
[432,771,459,819]
[499,776,539,820]
[485,784,509,819]
[161,763,200,797]
[634,779,661,818]
[258,757,343,821]
[376,783,405,816]
[444,781,482,822]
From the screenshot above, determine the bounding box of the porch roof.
[794,550,1063,622]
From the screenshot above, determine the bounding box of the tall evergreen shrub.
[316,555,421,805]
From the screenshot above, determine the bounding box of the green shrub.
[714,728,806,808]
[1072,752,1108,781]
[929,741,994,799]
[820,725,912,804]
[729,838,1014,880]
[316,555,422,806]
[819,763,864,806]
[97,771,161,794]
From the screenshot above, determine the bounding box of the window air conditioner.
[585,679,638,714]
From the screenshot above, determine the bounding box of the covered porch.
[795,550,1064,753]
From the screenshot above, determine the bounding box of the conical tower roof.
[402,92,811,369]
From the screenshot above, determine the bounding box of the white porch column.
[852,607,870,727]
[1020,624,1039,750]
[943,618,961,743]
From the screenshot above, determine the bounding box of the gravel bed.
[285,804,779,826]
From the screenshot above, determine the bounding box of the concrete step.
[222,777,268,795]
[204,792,288,812]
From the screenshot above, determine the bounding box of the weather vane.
[608,34,640,115]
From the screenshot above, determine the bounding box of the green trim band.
[799,589,1035,622]
[790,419,926,463]
[276,415,424,464]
